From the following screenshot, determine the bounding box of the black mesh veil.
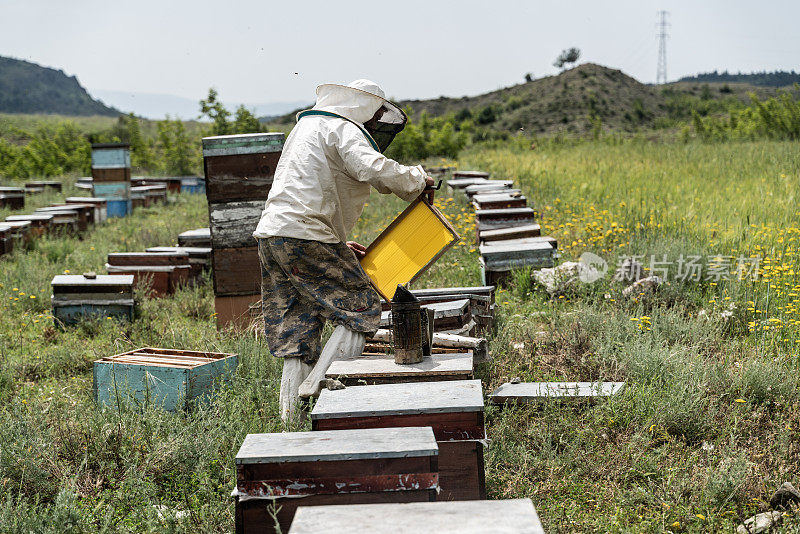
[365,100,407,153]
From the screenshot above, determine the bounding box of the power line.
[656,10,670,84]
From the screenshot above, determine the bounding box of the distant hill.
[0,56,120,116]
[679,70,800,88]
[268,63,790,136]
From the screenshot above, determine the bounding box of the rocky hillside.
[0,56,119,116]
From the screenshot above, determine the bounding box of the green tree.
[553,47,581,70]
[158,117,194,175]
[232,105,262,134]
[199,88,231,136]
[124,113,157,171]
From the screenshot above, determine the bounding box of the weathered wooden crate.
[5,214,53,237]
[106,252,192,297]
[202,132,284,203]
[288,498,545,534]
[66,197,108,223]
[53,202,96,226]
[472,192,527,210]
[93,347,237,411]
[234,427,438,534]
[24,180,62,192]
[212,246,261,296]
[0,187,25,210]
[478,224,542,243]
[475,208,537,233]
[360,198,459,301]
[311,380,486,501]
[490,381,626,404]
[51,273,134,326]
[325,352,473,385]
[130,187,147,209]
[178,227,211,247]
[209,200,262,249]
[91,143,131,183]
[215,294,261,330]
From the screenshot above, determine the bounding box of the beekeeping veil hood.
[311,79,407,152]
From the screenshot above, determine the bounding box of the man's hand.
[346,241,367,259]
[424,176,435,204]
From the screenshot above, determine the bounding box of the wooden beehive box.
[106,252,192,297]
[146,246,212,280]
[381,299,473,334]
[288,498,545,534]
[178,227,211,247]
[3,220,32,247]
[475,207,537,233]
[25,180,62,192]
[36,206,85,232]
[0,187,25,210]
[311,379,486,501]
[478,224,542,243]
[93,347,237,411]
[66,197,108,223]
[472,192,527,210]
[6,214,53,237]
[91,143,131,182]
[452,171,490,179]
[234,427,439,534]
[53,202,96,226]
[202,132,284,329]
[180,176,206,194]
[360,198,459,301]
[325,352,473,386]
[464,181,515,197]
[0,224,13,255]
[51,273,134,326]
[479,241,556,271]
[446,177,488,191]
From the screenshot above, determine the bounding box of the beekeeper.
[253,79,434,422]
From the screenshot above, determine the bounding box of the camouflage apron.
[257,237,380,363]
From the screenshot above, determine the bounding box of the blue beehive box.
[93,347,238,411]
[180,176,206,194]
[51,273,135,326]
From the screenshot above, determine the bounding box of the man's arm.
[336,123,429,202]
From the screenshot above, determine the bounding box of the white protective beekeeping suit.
[254,79,426,243]
[253,80,427,422]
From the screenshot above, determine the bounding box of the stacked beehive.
[201,132,285,329]
[91,143,132,218]
[447,170,559,285]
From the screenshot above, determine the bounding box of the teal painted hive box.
[94,347,238,411]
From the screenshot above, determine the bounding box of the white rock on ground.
[621,276,662,298]
[736,511,782,534]
[533,261,601,295]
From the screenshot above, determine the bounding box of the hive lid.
[235,427,438,465]
[479,241,553,256]
[475,207,536,217]
[311,379,484,420]
[288,499,544,534]
[326,353,473,379]
[6,214,54,221]
[201,132,285,157]
[51,274,134,286]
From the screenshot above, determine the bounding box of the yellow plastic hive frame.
[360,197,460,301]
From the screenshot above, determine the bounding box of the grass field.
[1,139,799,532]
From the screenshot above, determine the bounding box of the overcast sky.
[1,0,798,107]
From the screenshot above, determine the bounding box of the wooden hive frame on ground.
[288,498,545,534]
[51,273,134,326]
[311,379,486,501]
[360,197,459,302]
[93,347,238,411]
[234,427,439,534]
